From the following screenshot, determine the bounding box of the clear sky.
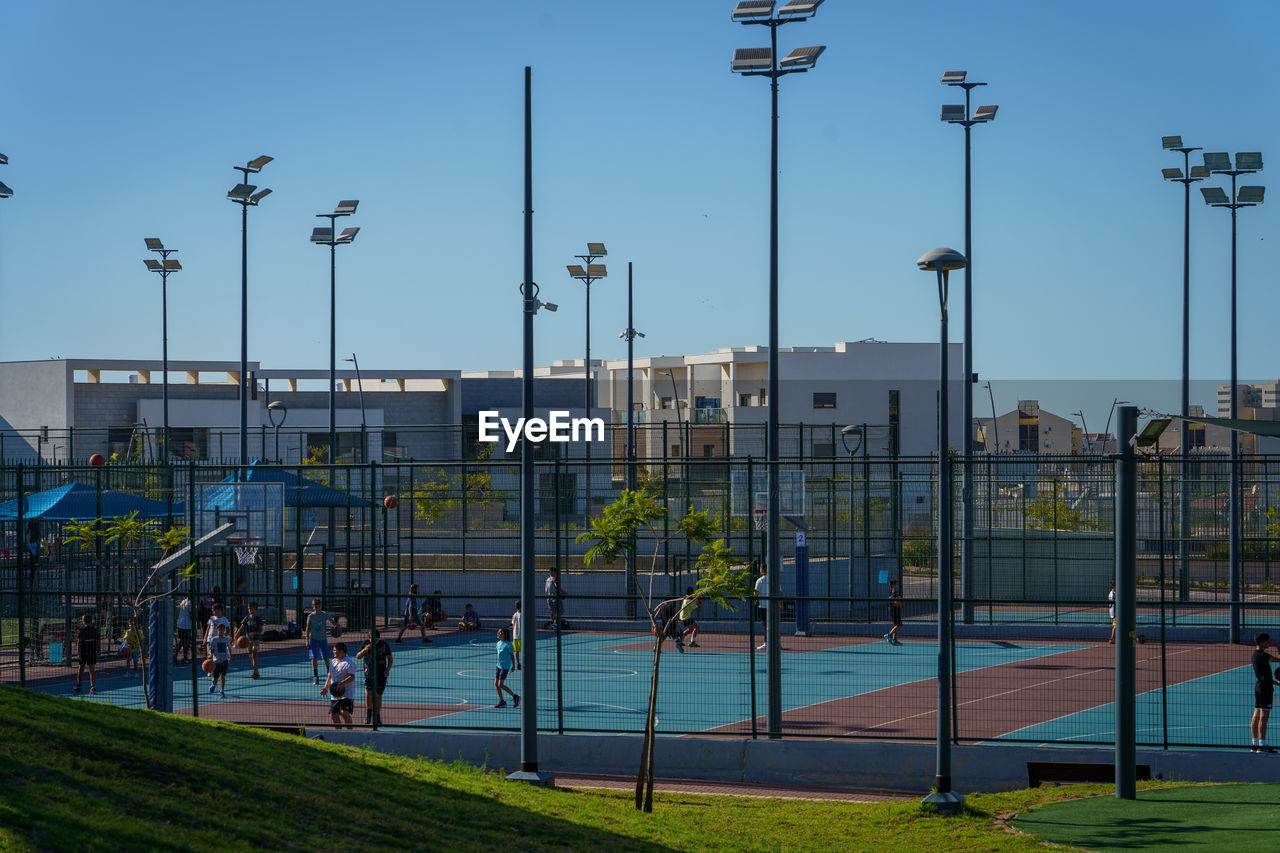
[0,0,1276,404]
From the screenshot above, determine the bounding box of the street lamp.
[731,0,826,741]
[1163,136,1207,601]
[267,400,288,463]
[1202,150,1265,645]
[343,354,368,462]
[917,246,967,814]
[941,70,997,627]
[143,238,181,461]
[1104,399,1132,451]
[1072,411,1091,454]
[227,155,272,469]
[841,424,871,610]
[311,199,360,583]
[568,243,606,521]
[618,263,644,491]
[981,382,999,452]
[659,369,686,477]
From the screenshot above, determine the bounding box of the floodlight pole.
[145,244,180,461]
[623,263,638,491]
[1165,142,1202,602]
[570,248,605,523]
[734,5,820,742]
[345,354,368,462]
[509,66,554,788]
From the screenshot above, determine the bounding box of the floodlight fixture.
[335,200,359,214]
[1133,418,1171,450]
[731,47,772,72]
[618,329,646,339]
[1163,168,1184,180]
[227,183,256,200]
[0,153,7,165]
[1236,186,1265,204]
[145,238,165,251]
[0,180,10,199]
[1201,186,1230,205]
[586,242,606,256]
[778,0,824,17]
[972,105,998,121]
[144,259,163,271]
[1235,152,1263,172]
[732,0,775,19]
[1204,152,1232,172]
[336,227,359,243]
[1190,165,1210,179]
[537,300,558,313]
[917,247,968,272]
[250,188,272,204]
[246,155,273,172]
[311,227,334,242]
[941,71,967,84]
[1162,136,1183,149]
[780,45,825,69]
[567,264,586,278]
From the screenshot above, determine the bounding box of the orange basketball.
[89,453,106,467]
[201,658,215,673]
[236,635,250,649]
[383,495,399,510]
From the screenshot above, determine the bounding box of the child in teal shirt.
[493,628,519,708]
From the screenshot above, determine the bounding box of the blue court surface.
[34,631,1258,746]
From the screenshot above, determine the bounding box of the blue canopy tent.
[0,482,174,521]
[209,463,370,508]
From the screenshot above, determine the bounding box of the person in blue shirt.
[493,627,519,708]
[395,583,430,645]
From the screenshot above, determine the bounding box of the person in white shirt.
[544,569,566,629]
[174,596,193,664]
[510,601,523,670]
[321,643,356,728]
[754,564,769,651]
[1107,581,1117,644]
[204,604,231,678]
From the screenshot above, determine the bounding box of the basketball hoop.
[228,536,262,567]
[752,508,768,531]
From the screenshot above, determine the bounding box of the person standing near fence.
[884,579,903,646]
[510,601,522,670]
[305,599,336,686]
[545,568,566,630]
[356,629,393,726]
[1251,633,1280,753]
[493,627,519,708]
[1107,581,1117,644]
[754,564,769,651]
[237,601,264,680]
[174,595,193,665]
[73,612,99,694]
[207,623,232,699]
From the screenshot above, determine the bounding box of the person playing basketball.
[884,579,903,645]
[237,601,264,680]
[321,642,356,729]
[396,583,430,644]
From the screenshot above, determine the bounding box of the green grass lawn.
[0,684,1213,852]
[1012,783,1280,852]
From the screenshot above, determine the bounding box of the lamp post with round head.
[267,401,288,464]
[917,246,967,814]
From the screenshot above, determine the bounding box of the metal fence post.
[1115,405,1137,799]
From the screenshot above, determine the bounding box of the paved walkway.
[553,771,912,802]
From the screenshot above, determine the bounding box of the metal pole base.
[506,768,556,787]
[922,788,966,814]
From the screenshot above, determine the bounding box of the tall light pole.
[143,239,181,461]
[267,400,287,464]
[1202,151,1264,645]
[1163,137,1207,602]
[567,244,606,522]
[917,246,967,814]
[941,71,997,626]
[660,369,687,480]
[508,65,557,788]
[983,382,999,452]
[227,156,272,470]
[730,0,826,740]
[618,263,645,491]
[311,199,360,580]
[344,354,368,462]
[1072,411,1091,453]
[1104,398,1132,452]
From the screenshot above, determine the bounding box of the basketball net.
[230,539,261,567]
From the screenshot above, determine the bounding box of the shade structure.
[210,462,370,508]
[0,482,174,521]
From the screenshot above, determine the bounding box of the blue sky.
[0,0,1276,402]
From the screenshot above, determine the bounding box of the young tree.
[577,487,752,812]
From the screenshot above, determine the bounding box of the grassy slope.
[0,685,1188,852]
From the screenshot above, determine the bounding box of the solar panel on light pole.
[228,156,272,471]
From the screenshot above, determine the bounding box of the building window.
[660,396,673,410]
[813,392,837,409]
[759,388,767,405]
[1018,423,1039,453]
[738,393,752,407]
[306,432,364,463]
[169,427,209,460]
[695,396,720,409]
[702,444,715,458]
[382,431,407,462]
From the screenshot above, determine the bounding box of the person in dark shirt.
[74,612,100,694]
[238,601,265,680]
[1250,633,1280,753]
